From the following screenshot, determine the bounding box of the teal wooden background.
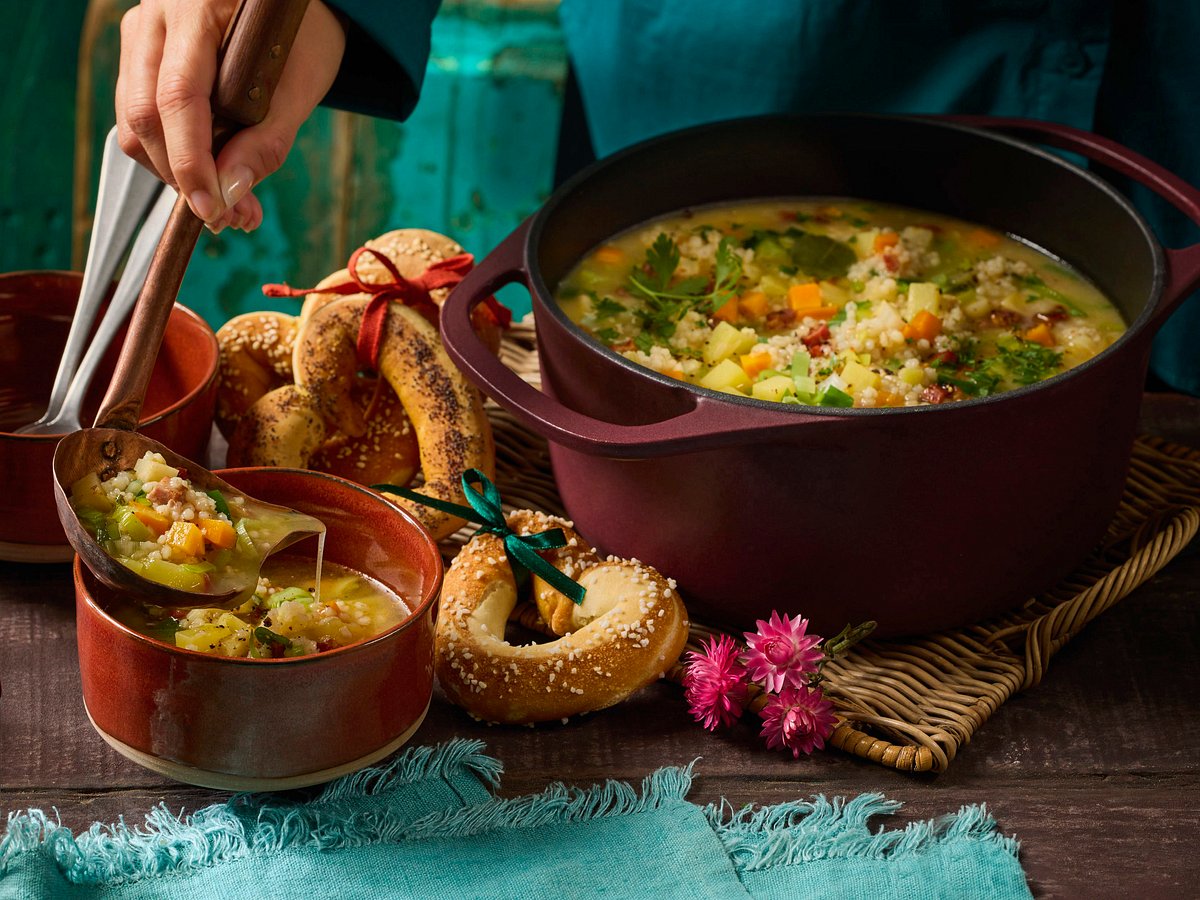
[0,0,566,325]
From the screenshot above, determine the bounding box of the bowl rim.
[527,113,1163,420]
[74,467,444,665]
[0,270,220,440]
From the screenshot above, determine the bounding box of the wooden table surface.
[2,393,1198,899]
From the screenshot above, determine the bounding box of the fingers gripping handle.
[213,0,311,128]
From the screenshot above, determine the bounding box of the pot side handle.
[442,221,815,458]
[942,116,1200,328]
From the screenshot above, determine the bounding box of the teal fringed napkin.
[1,741,1031,900]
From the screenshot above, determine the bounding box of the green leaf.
[633,332,655,354]
[254,626,292,649]
[643,233,679,292]
[995,341,1064,385]
[593,297,626,318]
[206,489,231,518]
[787,231,857,279]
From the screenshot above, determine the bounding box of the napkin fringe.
[0,738,500,886]
[392,761,696,843]
[705,794,1021,871]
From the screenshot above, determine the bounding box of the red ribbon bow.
[263,245,510,369]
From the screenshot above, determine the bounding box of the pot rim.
[74,468,443,666]
[527,113,1166,419]
[0,269,220,440]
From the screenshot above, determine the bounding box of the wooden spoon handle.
[94,0,311,431]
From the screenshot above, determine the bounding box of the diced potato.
[134,454,179,485]
[854,228,880,259]
[199,517,236,549]
[132,505,172,537]
[841,359,881,393]
[905,283,941,320]
[758,273,791,298]
[900,366,926,386]
[702,322,757,365]
[819,281,850,306]
[165,520,205,560]
[751,375,796,402]
[175,613,251,656]
[70,473,113,513]
[700,358,751,391]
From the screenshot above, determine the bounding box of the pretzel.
[214,311,299,437]
[229,300,492,540]
[218,229,498,524]
[436,511,690,724]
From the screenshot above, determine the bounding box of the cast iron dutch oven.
[441,115,1200,637]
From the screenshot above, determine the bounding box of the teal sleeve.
[1094,0,1200,395]
[323,0,441,120]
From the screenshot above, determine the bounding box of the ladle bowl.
[54,427,324,608]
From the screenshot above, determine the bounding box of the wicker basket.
[445,323,1200,773]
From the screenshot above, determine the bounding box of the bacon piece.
[920,384,954,405]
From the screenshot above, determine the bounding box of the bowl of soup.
[0,270,218,561]
[74,467,442,790]
[440,114,1200,636]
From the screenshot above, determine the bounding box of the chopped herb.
[628,233,744,335]
[206,489,231,518]
[593,297,626,318]
[595,327,619,344]
[1017,275,1085,316]
[633,332,656,354]
[994,340,1064,385]
[785,230,857,279]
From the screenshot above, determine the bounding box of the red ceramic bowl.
[0,271,219,559]
[75,468,442,791]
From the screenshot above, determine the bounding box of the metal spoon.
[17,129,162,435]
[21,187,175,435]
[53,0,316,609]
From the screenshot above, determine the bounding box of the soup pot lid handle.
[940,116,1200,321]
[442,223,826,459]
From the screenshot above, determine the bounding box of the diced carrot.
[966,228,1001,248]
[787,283,824,312]
[711,296,740,324]
[738,291,769,318]
[873,232,900,253]
[164,521,205,560]
[902,309,943,341]
[1023,322,1056,347]
[200,517,236,549]
[804,306,840,320]
[593,245,625,266]
[740,352,773,379]
[132,505,172,537]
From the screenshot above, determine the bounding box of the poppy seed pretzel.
[435,513,690,724]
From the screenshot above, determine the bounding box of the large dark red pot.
[442,116,1200,637]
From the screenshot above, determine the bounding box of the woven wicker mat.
[443,322,1200,774]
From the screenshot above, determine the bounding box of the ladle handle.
[93,0,311,431]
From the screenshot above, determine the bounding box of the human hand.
[115,0,346,232]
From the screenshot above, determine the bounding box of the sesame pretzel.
[436,510,690,724]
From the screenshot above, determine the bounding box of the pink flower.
[743,611,823,692]
[683,634,750,730]
[759,685,838,758]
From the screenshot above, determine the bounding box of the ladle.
[53,0,318,609]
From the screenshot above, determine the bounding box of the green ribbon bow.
[373,469,586,604]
